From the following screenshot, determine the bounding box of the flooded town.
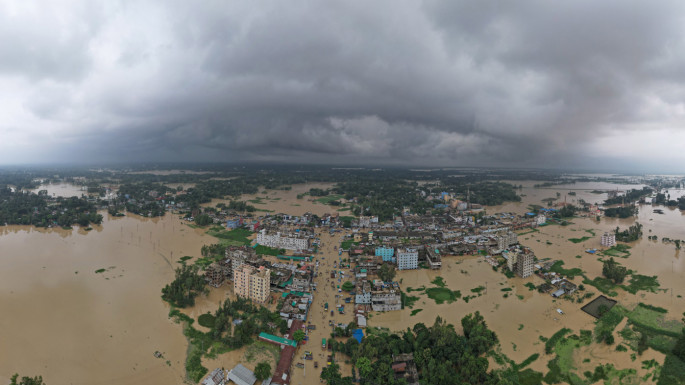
[6,3,685,384]
[1,169,685,385]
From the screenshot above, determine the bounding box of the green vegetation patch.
[95,268,106,274]
[410,309,423,316]
[425,287,461,304]
[254,245,282,256]
[470,285,485,294]
[545,328,572,354]
[602,244,632,258]
[501,288,512,292]
[516,353,539,370]
[315,194,344,204]
[549,260,585,279]
[198,313,216,329]
[406,286,425,293]
[207,228,253,246]
[624,274,660,294]
[658,354,685,385]
[431,276,446,288]
[627,304,682,338]
[582,276,619,297]
[401,292,420,309]
[638,302,668,313]
[569,236,591,244]
[340,240,359,250]
[524,282,536,291]
[594,305,627,344]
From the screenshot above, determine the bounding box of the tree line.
[323,313,502,385]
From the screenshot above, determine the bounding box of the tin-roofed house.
[227,364,257,385]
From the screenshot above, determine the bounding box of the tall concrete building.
[497,231,518,251]
[601,232,616,247]
[234,265,271,303]
[225,246,255,279]
[375,246,395,262]
[516,253,534,278]
[396,248,418,270]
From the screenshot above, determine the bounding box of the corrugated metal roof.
[228,364,257,385]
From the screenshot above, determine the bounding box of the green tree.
[255,362,272,381]
[195,214,212,226]
[673,328,685,361]
[356,357,372,378]
[10,374,45,385]
[378,263,396,282]
[293,329,305,343]
[602,257,627,284]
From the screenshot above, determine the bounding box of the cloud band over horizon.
[2,1,685,172]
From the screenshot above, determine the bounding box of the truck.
[322,338,326,349]
[324,302,328,310]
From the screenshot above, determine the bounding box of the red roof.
[271,319,303,385]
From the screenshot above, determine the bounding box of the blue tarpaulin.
[353,329,364,343]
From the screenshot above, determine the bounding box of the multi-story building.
[256,229,309,251]
[397,248,418,270]
[371,281,402,311]
[225,246,256,279]
[291,270,311,292]
[425,247,442,270]
[375,246,395,262]
[505,250,518,272]
[516,252,534,278]
[355,281,372,304]
[601,232,616,247]
[536,215,546,226]
[234,265,271,303]
[496,231,518,250]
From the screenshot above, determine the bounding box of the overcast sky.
[3,1,685,172]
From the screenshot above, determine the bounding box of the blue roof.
[352,329,364,343]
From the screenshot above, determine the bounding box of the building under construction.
[205,262,230,288]
[225,246,257,280]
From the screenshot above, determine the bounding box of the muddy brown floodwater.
[2,180,684,384]
[0,213,212,385]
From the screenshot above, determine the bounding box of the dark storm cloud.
[4,0,685,169]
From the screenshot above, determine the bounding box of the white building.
[396,248,419,270]
[536,215,546,226]
[256,229,309,251]
[601,232,616,247]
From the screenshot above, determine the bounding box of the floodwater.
[205,183,353,217]
[29,182,87,198]
[2,180,684,384]
[0,213,212,385]
[372,181,685,381]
